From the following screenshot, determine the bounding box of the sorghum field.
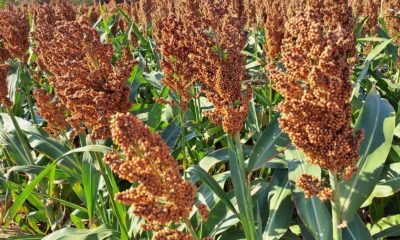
[0,0,400,239]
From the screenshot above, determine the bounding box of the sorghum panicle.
[155,0,251,132]
[383,0,400,68]
[0,5,29,61]
[263,0,307,61]
[349,0,380,34]
[0,64,11,107]
[242,0,267,28]
[155,1,200,110]
[0,5,29,107]
[194,0,251,133]
[264,0,287,60]
[270,0,363,180]
[196,203,209,221]
[33,89,68,137]
[33,3,134,139]
[152,229,192,240]
[104,112,197,231]
[296,174,333,202]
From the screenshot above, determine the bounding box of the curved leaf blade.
[248,117,290,171]
[340,90,395,224]
[188,166,238,217]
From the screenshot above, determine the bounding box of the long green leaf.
[286,147,332,240]
[340,90,395,224]
[82,152,100,225]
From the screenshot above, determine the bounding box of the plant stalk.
[183,219,200,240]
[228,133,257,240]
[329,170,342,240]
[180,110,188,172]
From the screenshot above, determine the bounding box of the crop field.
[0,0,400,239]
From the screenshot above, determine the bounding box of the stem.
[329,170,342,240]
[183,219,200,240]
[229,133,257,240]
[233,134,246,172]
[180,110,188,173]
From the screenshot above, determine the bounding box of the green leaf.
[227,134,256,240]
[343,214,373,240]
[340,90,395,224]
[248,117,290,171]
[42,225,114,240]
[6,62,22,108]
[199,148,230,172]
[246,97,260,133]
[281,230,302,240]
[369,214,400,238]
[263,169,294,239]
[5,163,54,223]
[286,147,332,240]
[0,130,31,165]
[54,145,112,163]
[200,147,252,173]
[0,113,78,170]
[161,122,181,149]
[188,166,238,217]
[352,39,393,98]
[195,171,230,209]
[82,152,100,225]
[147,86,168,129]
[370,162,400,198]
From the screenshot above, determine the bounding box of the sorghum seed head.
[105,112,197,231]
[296,174,333,202]
[33,89,69,137]
[32,3,134,139]
[269,0,363,179]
